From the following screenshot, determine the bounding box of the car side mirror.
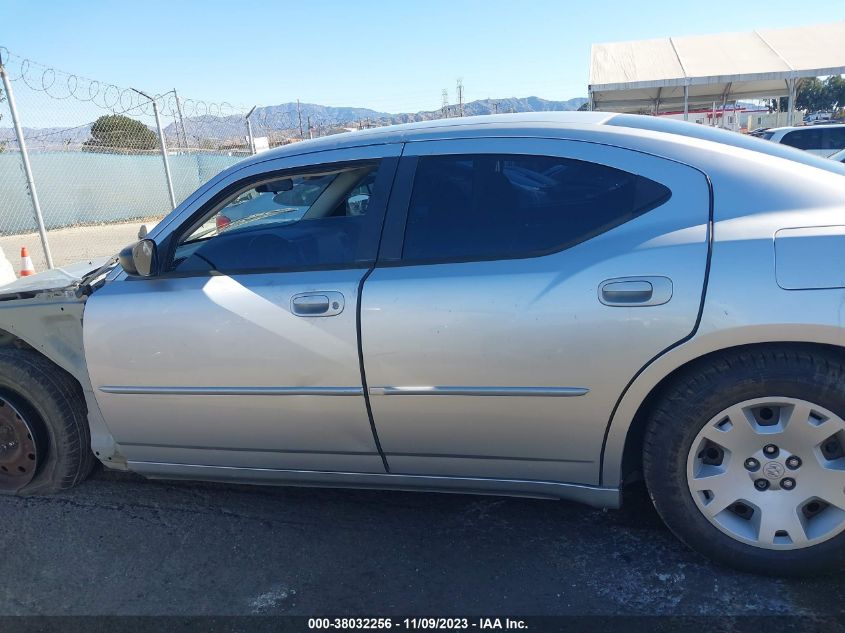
[118,239,158,277]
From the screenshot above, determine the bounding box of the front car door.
[360,137,710,485]
[84,144,400,474]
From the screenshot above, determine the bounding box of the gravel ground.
[0,219,160,272]
[1,467,843,617]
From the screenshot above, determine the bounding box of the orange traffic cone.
[19,247,35,277]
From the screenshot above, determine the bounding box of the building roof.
[589,21,845,112]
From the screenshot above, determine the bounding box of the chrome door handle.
[291,292,345,317]
[599,276,672,307]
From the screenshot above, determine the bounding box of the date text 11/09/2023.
[307,618,529,630]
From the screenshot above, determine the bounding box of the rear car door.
[84,145,399,473]
[360,138,710,485]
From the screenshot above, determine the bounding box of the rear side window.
[827,127,845,150]
[402,154,671,262]
[781,128,824,150]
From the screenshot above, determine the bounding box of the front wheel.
[643,346,845,575]
[0,349,94,495]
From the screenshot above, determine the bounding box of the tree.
[83,114,158,153]
[795,78,827,112]
[767,75,845,115]
[825,75,845,110]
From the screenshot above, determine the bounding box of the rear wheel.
[0,348,94,495]
[643,346,845,575]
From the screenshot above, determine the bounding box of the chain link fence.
[0,47,364,272]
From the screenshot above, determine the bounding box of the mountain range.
[171,96,588,141]
[1,96,588,149]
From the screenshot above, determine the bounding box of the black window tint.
[781,129,823,150]
[826,127,845,150]
[170,163,384,274]
[402,154,671,262]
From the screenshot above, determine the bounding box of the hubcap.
[687,397,845,550]
[0,397,40,491]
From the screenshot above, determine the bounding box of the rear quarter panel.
[601,146,845,486]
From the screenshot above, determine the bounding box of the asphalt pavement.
[1,466,844,618]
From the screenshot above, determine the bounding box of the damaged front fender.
[0,289,126,469]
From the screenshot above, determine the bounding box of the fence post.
[132,88,177,210]
[0,53,55,269]
[174,89,189,150]
[245,106,257,155]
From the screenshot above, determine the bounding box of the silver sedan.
[1,113,844,575]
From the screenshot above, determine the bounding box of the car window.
[170,163,382,274]
[826,127,845,150]
[781,128,823,151]
[402,154,671,262]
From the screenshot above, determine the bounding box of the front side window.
[402,154,671,262]
[171,163,382,274]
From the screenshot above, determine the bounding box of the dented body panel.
[0,287,126,469]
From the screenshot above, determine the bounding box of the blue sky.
[2,0,845,114]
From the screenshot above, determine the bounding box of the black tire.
[643,345,845,575]
[0,348,94,495]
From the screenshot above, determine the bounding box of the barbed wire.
[0,46,249,121]
[0,45,429,161]
[0,45,435,138]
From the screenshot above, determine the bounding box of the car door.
[360,137,710,485]
[84,145,400,473]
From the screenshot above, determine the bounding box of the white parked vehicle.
[761,124,845,157]
[830,148,845,163]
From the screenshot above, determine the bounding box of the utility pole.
[492,100,499,114]
[456,78,464,117]
[297,99,304,139]
[307,115,313,139]
[441,89,449,118]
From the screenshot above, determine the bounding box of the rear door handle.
[599,276,672,307]
[291,292,345,317]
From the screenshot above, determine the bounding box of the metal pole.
[133,88,176,210]
[786,78,797,126]
[683,84,689,121]
[153,100,177,209]
[245,105,257,155]
[174,89,189,150]
[0,56,54,268]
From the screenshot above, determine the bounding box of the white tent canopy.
[589,21,845,122]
